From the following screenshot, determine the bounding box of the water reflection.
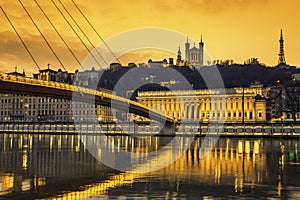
[0,133,299,199]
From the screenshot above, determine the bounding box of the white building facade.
[0,94,115,122]
[137,87,267,123]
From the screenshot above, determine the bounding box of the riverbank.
[0,122,299,137]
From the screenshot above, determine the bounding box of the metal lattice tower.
[278,29,286,65]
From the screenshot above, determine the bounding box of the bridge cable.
[34,0,84,70]
[69,0,123,91]
[57,0,108,68]
[0,6,40,70]
[50,0,102,69]
[18,0,67,72]
[71,0,121,64]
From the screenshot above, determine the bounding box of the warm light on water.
[0,133,299,199]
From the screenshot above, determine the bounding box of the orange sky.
[0,0,299,75]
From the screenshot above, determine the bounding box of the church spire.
[278,29,286,65]
[177,46,181,55]
[177,46,182,65]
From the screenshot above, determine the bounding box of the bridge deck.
[0,72,174,123]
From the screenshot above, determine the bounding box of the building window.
[258,112,262,118]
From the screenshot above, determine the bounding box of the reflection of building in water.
[0,134,106,193]
[0,94,115,122]
[0,135,299,199]
[161,139,267,189]
[137,86,267,122]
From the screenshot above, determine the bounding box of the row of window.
[141,98,254,104]
[0,97,70,104]
[0,111,24,115]
[148,101,254,111]
[1,110,109,116]
[0,116,72,121]
[1,101,99,109]
[182,111,263,119]
[0,110,70,116]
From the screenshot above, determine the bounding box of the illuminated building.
[33,64,75,84]
[0,93,115,122]
[0,66,115,122]
[136,86,267,122]
[292,73,300,81]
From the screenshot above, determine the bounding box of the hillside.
[97,64,300,93]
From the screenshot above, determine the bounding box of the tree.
[282,80,300,121]
[267,86,283,120]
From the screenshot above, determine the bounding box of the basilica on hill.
[176,36,204,67]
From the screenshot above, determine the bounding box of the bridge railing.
[0,71,174,122]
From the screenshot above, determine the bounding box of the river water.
[0,133,299,199]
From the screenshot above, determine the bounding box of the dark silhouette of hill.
[97,64,300,92]
[216,64,299,88]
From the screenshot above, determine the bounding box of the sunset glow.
[0,0,299,75]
